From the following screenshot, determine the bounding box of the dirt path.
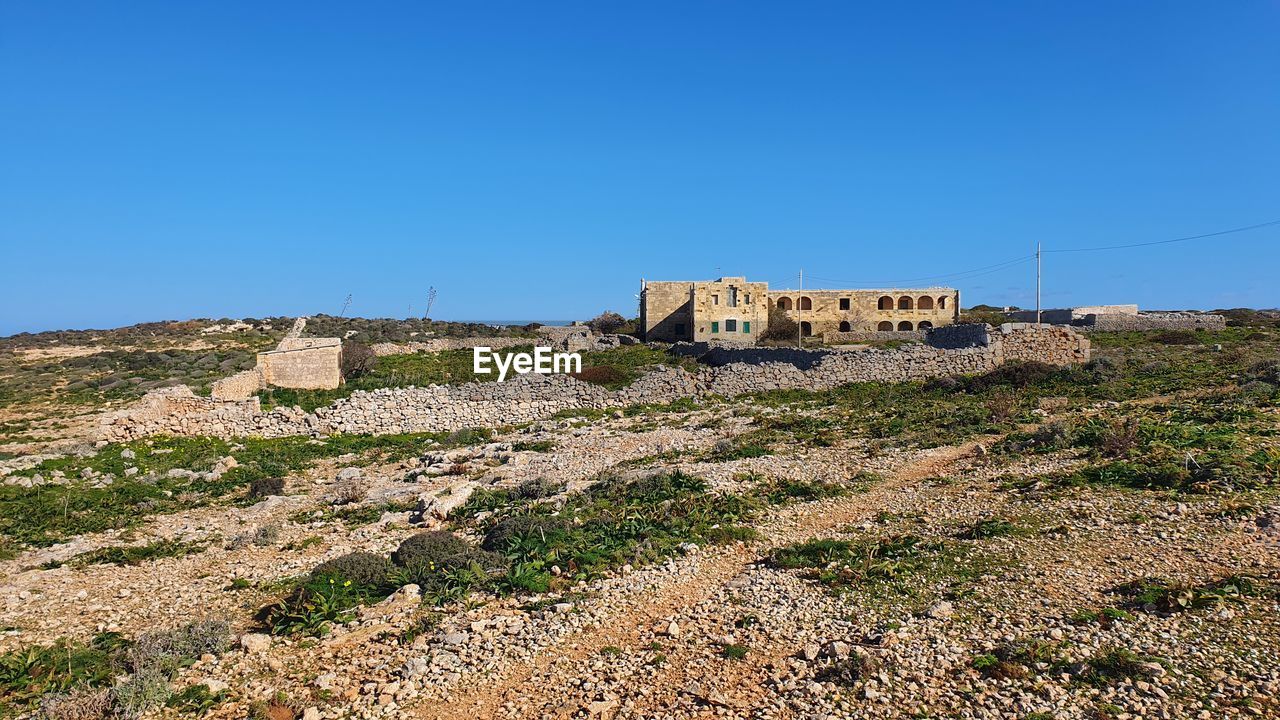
[412,442,982,720]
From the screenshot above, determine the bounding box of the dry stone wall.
[822,330,925,344]
[99,324,1089,441]
[1079,312,1226,332]
[370,337,539,356]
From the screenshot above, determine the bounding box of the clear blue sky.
[3,2,1278,335]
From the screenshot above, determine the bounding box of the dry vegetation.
[1,317,1277,720]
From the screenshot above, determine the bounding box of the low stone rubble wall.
[99,324,1090,441]
[370,331,639,356]
[370,337,540,356]
[1078,312,1226,332]
[210,370,264,401]
[822,330,925,344]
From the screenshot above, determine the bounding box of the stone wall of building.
[257,338,343,390]
[769,288,959,336]
[640,281,695,343]
[686,278,770,343]
[99,324,1090,442]
[1078,312,1226,332]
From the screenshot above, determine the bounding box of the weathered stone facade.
[100,324,1088,441]
[258,337,342,390]
[640,278,771,343]
[768,288,959,337]
[208,319,343,400]
[640,277,958,343]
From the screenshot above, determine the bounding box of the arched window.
[917,296,934,310]
[898,296,913,310]
[897,321,913,331]
[918,321,933,330]
[877,321,893,331]
[777,297,792,310]
[878,296,893,310]
[800,321,813,337]
[938,296,947,309]
[838,321,851,332]
[799,296,813,310]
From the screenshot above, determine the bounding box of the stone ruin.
[210,318,343,401]
[1007,305,1226,332]
[101,323,1089,441]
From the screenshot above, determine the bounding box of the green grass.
[748,472,877,505]
[0,633,128,707]
[0,430,492,550]
[51,539,207,568]
[293,499,417,527]
[1009,392,1279,494]
[473,472,761,588]
[0,621,231,715]
[260,344,697,411]
[1112,575,1271,614]
[720,643,749,660]
[771,533,991,600]
[959,518,1027,540]
[264,471,764,635]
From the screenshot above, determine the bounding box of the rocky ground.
[1,324,1278,720]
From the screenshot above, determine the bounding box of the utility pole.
[1035,242,1042,325]
[797,269,803,348]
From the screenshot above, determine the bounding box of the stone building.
[209,319,343,400]
[640,277,959,343]
[640,277,771,343]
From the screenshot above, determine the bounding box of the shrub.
[1085,356,1122,380]
[126,619,231,675]
[570,365,628,387]
[1097,417,1140,458]
[264,576,365,636]
[310,551,394,589]
[248,477,285,498]
[984,389,1018,423]
[1247,359,1280,385]
[586,311,627,335]
[112,667,172,719]
[1030,420,1076,449]
[165,684,226,714]
[332,478,367,505]
[38,687,114,720]
[340,341,377,380]
[760,305,799,342]
[392,531,502,572]
[482,514,573,553]
[512,478,564,500]
[968,361,1060,391]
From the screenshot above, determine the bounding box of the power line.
[805,255,1033,287]
[1043,218,1280,254]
